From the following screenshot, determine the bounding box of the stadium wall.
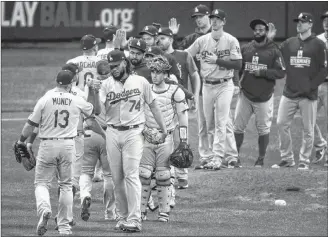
[1,1,327,42]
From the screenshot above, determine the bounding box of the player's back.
[38,88,92,138]
[67,55,99,91]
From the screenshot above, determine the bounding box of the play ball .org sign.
[1,1,137,40]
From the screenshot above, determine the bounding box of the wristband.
[179,126,188,141]
[19,135,27,143]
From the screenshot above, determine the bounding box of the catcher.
[139,55,191,222]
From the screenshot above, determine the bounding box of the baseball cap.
[293,12,313,23]
[145,46,164,57]
[61,63,81,75]
[56,70,75,85]
[209,9,226,20]
[250,19,269,30]
[81,34,101,50]
[139,25,158,37]
[321,11,328,20]
[191,4,210,18]
[103,26,118,41]
[158,27,174,37]
[152,22,162,30]
[107,50,127,66]
[129,38,147,52]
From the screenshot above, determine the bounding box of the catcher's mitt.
[13,141,36,171]
[142,127,165,145]
[169,142,193,168]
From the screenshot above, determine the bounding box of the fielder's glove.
[142,127,166,145]
[169,141,193,168]
[13,141,36,171]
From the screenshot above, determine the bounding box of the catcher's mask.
[147,55,171,74]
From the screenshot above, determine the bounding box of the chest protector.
[145,84,179,131]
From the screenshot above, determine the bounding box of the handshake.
[86,78,102,91]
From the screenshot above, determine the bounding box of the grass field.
[1,44,327,236]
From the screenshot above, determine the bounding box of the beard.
[158,43,169,51]
[130,58,142,66]
[112,70,125,81]
[254,35,266,43]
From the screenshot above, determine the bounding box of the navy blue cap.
[81,34,101,50]
[56,70,75,85]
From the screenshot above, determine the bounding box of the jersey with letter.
[99,75,155,126]
[28,88,94,138]
[97,48,129,60]
[70,86,87,132]
[67,55,100,91]
[186,32,242,80]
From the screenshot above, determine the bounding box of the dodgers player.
[16,70,95,236]
[186,9,242,170]
[79,60,116,222]
[313,11,328,166]
[99,50,168,232]
[272,13,327,170]
[140,55,189,222]
[234,19,285,167]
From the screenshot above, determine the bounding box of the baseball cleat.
[177,179,188,189]
[54,216,76,230]
[92,172,104,182]
[120,220,142,232]
[254,157,264,168]
[36,210,51,236]
[297,163,310,170]
[158,212,169,222]
[81,196,91,221]
[312,147,327,164]
[272,160,295,168]
[114,219,126,230]
[194,160,209,170]
[228,160,238,168]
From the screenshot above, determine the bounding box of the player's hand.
[195,53,202,61]
[250,69,261,77]
[267,22,277,40]
[26,143,33,153]
[168,18,180,35]
[159,132,168,143]
[189,96,198,113]
[233,86,240,96]
[120,29,128,47]
[204,52,218,64]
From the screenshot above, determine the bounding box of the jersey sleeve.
[173,87,189,113]
[230,37,242,60]
[186,52,198,75]
[75,97,94,118]
[27,96,46,127]
[143,80,156,105]
[185,37,201,57]
[99,80,108,104]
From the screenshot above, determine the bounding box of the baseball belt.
[40,137,75,141]
[109,124,140,131]
[204,78,230,85]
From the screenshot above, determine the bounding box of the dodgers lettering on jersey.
[67,55,100,91]
[144,85,188,131]
[99,74,155,126]
[28,88,94,138]
[186,32,242,80]
[97,47,130,60]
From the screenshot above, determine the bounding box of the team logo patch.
[137,40,141,46]
[145,26,149,30]
[195,7,199,12]
[215,10,218,14]
[158,28,162,33]
[109,56,113,62]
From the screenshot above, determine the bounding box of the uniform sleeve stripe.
[27,119,39,127]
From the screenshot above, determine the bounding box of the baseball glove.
[142,127,165,145]
[13,141,36,171]
[169,142,193,168]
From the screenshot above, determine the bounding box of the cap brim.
[158,33,173,37]
[139,31,155,36]
[191,13,206,18]
[293,18,308,23]
[321,14,328,19]
[129,45,146,52]
[209,15,224,20]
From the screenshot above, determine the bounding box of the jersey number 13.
[54,110,70,128]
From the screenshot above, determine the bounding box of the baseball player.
[234,19,286,167]
[169,5,241,169]
[79,60,117,222]
[271,13,327,170]
[157,27,201,188]
[99,50,168,232]
[139,25,159,47]
[140,55,189,222]
[185,9,242,170]
[16,70,96,236]
[312,11,328,166]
